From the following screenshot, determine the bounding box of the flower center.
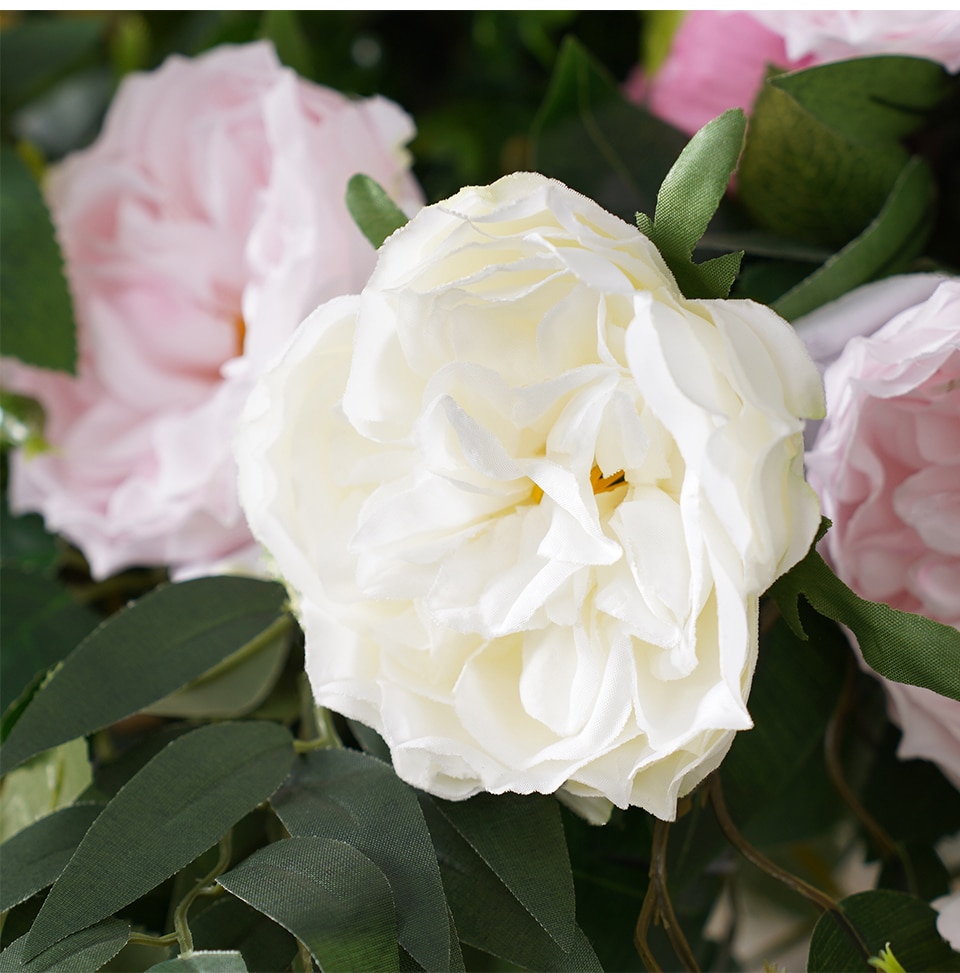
[233,313,247,358]
[528,465,626,506]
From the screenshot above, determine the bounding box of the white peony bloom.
[235,173,824,820]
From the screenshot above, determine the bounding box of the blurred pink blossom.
[631,11,960,136]
[801,275,960,789]
[1,42,422,580]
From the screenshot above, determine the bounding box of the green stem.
[127,931,179,949]
[173,830,233,958]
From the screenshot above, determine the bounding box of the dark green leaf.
[431,792,575,950]
[0,568,99,717]
[345,719,392,764]
[532,36,688,221]
[24,722,294,959]
[809,890,960,972]
[272,749,450,972]
[189,895,298,973]
[420,797,602,972]
[0,148,76,374]
[635,109,746,298]
[738,78,906,248]
[773,157,933,320]
[346,174,408,250]
[0,804,102,912]
[0,577,289,774]
[768,546,960,702]
[258,11,314,79]
[0,17,104,107]
[0,507,58,576]
[772,56,952,145]
[218,835,399,973]
[0,919,128,973]
[145,952,248,973]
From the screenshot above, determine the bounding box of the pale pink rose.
[632,10,960,137]
[0,42,422,580]
[801,276,960,789]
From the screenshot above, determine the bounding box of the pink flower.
[801,275,960,788]
[632,11,960,137]
[1,42,422,580]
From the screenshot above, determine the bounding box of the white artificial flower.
[235,173,824,820]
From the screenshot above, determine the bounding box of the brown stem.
[707,774,870,963]
[634,879,662,973]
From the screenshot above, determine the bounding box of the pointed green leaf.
[419,797,601,972]
[772,156,933,320]
[432,792,575,950]
[772,56,952,145]
[272,749,450,972]
[809,890,960,972]
[635,108,746,298]
[768,545,960,702]
[346,174,408,250]
[24,722,294,959]
[0,577,289,774]
[189,895,298,973]
[0,803,102,912]
[218,836,399,973]
[0,148,76,374]
[146,952,248,973]
[0,919,128,973]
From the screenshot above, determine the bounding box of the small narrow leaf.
[768,545,960,701]
[346,174,408,250]
[272,749,450,972]
[0,803,102,912]
[0,577,289,774]
[0,919,128,973]
[218,836,399,973]
[25,722,294,959]
[146,952,248,973]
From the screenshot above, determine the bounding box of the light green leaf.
[272,749,451,972]
[0,148,76,374]
[772,56,952,145]
[146,952,248,973]
[0,803,102,912]
[218,836,399,973]
[0,577,289,774]
[0,919,128,973]
[772,157,933,320]
[768,543,960,702]
[24,722,294,959]
[532,36,688,221]
[636,108,746,299]
[432,792,576,950]
[0,739,91,843]
[346,174,408,250]
[809,890,960,972]
[258,11,314,79]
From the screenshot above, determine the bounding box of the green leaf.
[0,567,99,716]
[258,11,314,79]
[809,890,960,972]
[0,148,76,374]
[772,156,933,320]
[0,17,104,108]
[218,835,399,973]
[0,919,128,973]
[532,36,688,221]
[0,507,58,576]
[346,174,408,250]
[419,797,602,972]
[24,722,294,959]
[272,749,451,972]
[772,56,952,145]
[189,895,298,973]
[431,792,576,950]
[146,952,248,973]
[143,626,289,719]
[768,546,960,702]
[738,76,907,248]
[635,108,746,299]
[0,803,102,912]
[0,577,289,774]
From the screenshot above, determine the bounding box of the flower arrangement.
[1,12,958,973]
